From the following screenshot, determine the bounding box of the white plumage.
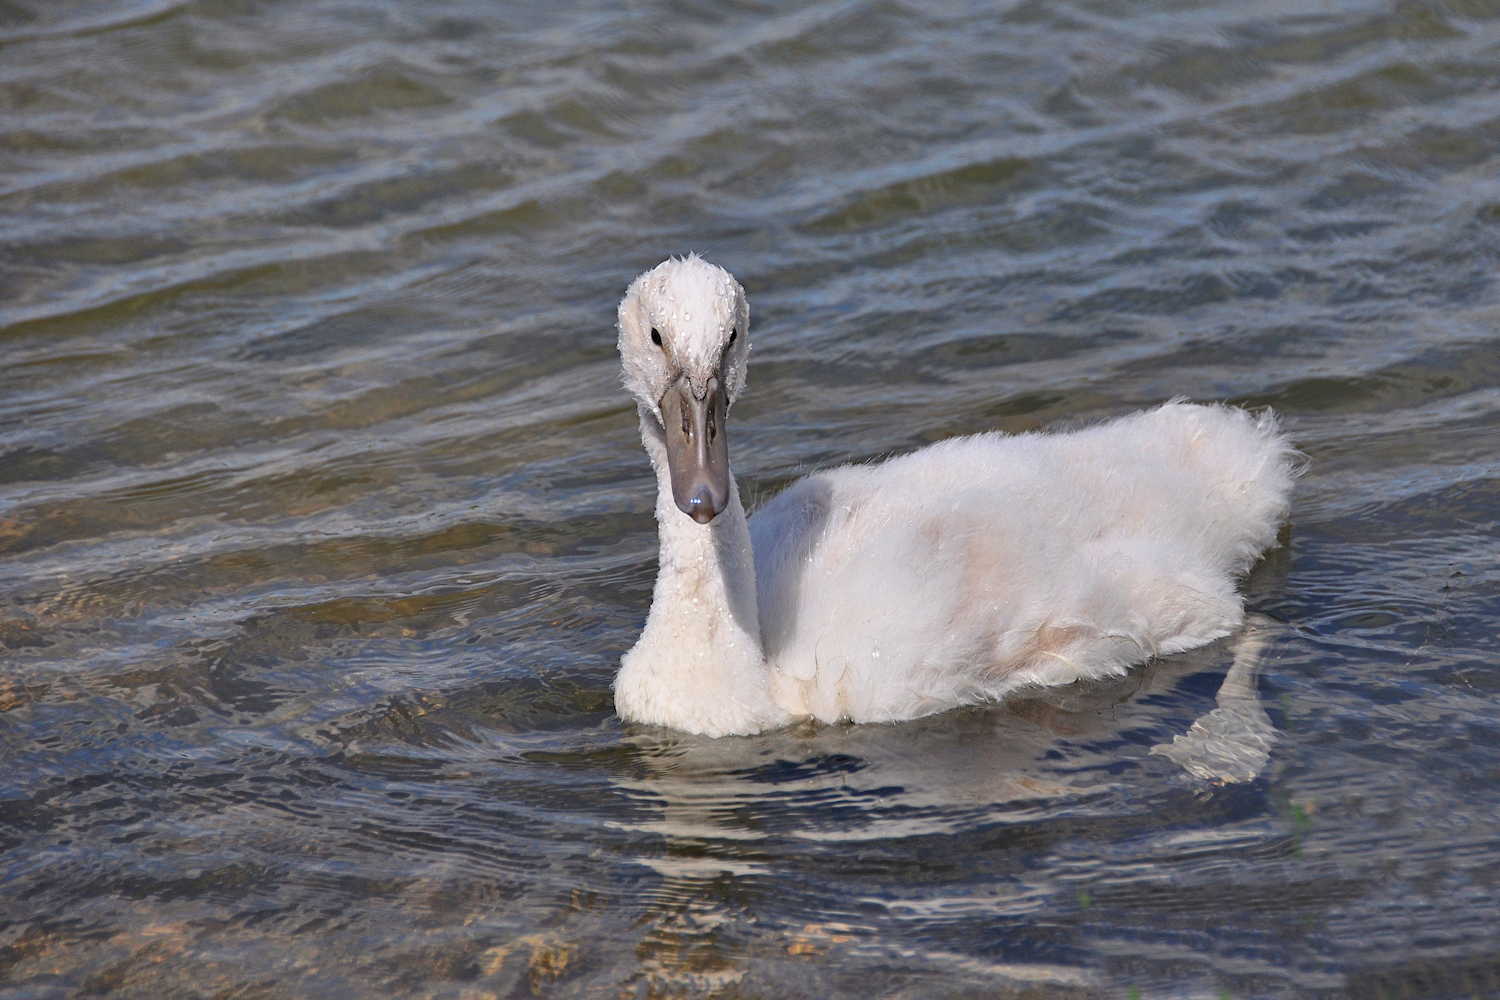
[614,256,1297,738]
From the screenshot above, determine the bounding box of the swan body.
[614,256,1296,737]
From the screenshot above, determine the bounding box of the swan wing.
[749,402,1295,724]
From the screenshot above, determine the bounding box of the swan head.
[618,255,750,524]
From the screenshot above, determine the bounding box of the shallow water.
[2,0,1499,996]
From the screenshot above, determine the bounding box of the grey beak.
[659,375,730,524]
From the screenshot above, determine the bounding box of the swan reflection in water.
[606,618,1281,994]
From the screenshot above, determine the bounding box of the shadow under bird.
[614,255,1297,769]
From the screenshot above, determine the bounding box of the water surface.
[2,0,1500,996]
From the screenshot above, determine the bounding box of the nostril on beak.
[689,486,717,523]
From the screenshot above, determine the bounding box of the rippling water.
[2,0,1499,996]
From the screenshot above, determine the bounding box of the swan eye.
[729,328,737,345]
[651,328,662,347]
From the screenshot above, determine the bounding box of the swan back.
[749,402,1296,723]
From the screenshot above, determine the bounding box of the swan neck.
[614,407,784,736]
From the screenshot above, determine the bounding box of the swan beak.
[659,375,731,524]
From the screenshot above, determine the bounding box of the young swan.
[615,255,1297,738]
